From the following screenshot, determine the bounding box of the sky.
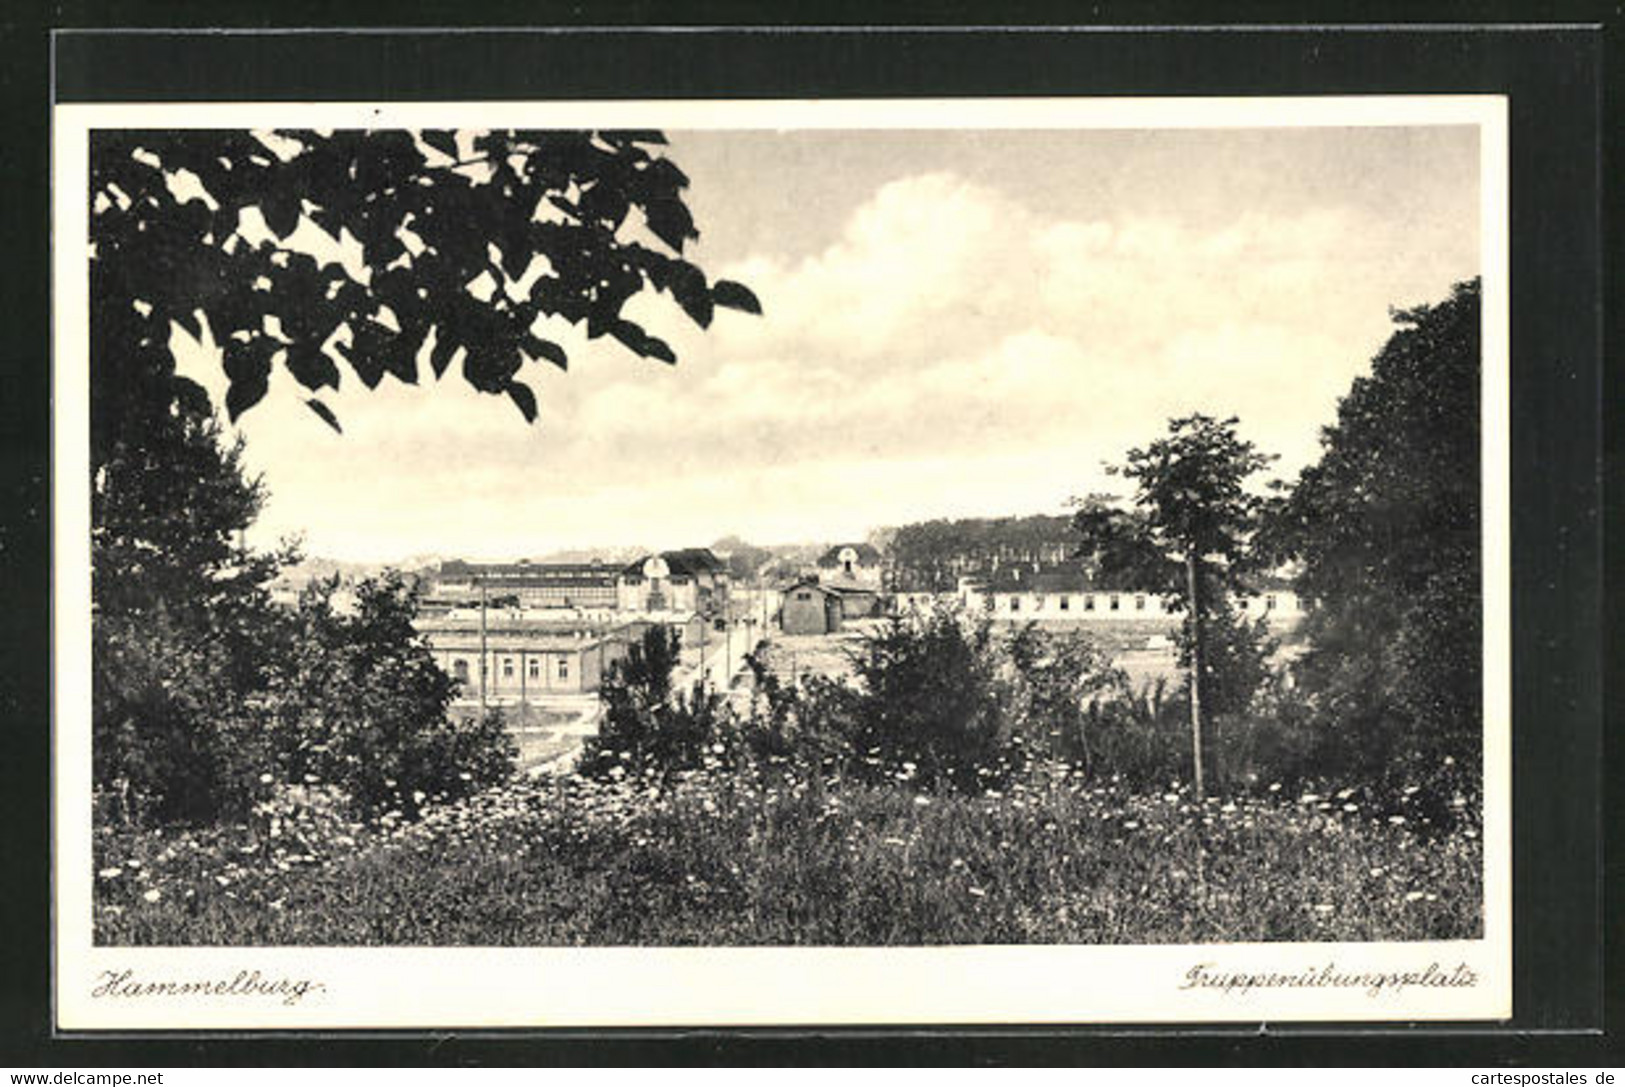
[173,125,1482,563]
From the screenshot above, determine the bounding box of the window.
[557,656,570,681]
[1135,594,1146,611]
[1033,596,1044,611]
[502,659,514,678]
[1059,596,1070,611]
[1083,595,1095,611]
[528,658,540,680]
[453,660,469,682]
[1265,594,1276,611]
[1110,594,1120,611]
[1009,597,1020,612]
[796,591,812,601]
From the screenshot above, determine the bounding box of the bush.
[93,605,278,825]
[580,625,741,780]
[1004,625,1124,774]
[262,573,515,816]
[742,609,1123,793]
[839,608,1016,791]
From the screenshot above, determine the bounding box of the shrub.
[93,606,278,824]
[1004,625,1124,774]
[840,608,1016,791]
[580,625,741,780]
[262,573,515,816]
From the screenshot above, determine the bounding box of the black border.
[4,16,1615,1067]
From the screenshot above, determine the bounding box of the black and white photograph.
[52,95,1511,1028]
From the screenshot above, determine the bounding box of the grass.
[93,762,1481,947]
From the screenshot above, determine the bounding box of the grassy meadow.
[94,758,1480,946]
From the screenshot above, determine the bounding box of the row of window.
[990,593,1280,613]
[993,593,1149,612]
[450,656,571,682]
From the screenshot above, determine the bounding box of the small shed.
[779,580,844,635]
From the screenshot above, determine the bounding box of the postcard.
[53,94,1510,1028]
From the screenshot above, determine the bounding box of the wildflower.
[1388,815,1407,825]
[1313,903,1333,913]
[914,796,931,807]
[1122,821,1140,830]
[968,887,986,897]
[1335,787,1355,800]
[1342,803,1359,813]
[97,867,122,880]
[1300,793,1320,804]
[1268,783,1282,792]
[1370,867,1385,878]
[141,888,161,903]
[882,837,907,847]
[259,772,274,785]
[1404,890,1425,902]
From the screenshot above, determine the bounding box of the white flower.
[97,867,122,879]
[259,773,275,785]
[141,888,161,903]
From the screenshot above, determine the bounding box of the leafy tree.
[263,573,514,816]
[87,128,755,822]
[1004,625,1124,774]
[90,128,760,437]
[91,405,293,824]
[712,536,773,581]
[841,608,1016,791]
[1074,415,1276,796]
[581,625,737,780]
[1266,279,1481,789]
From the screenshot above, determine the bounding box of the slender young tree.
[1075,415,1275,796]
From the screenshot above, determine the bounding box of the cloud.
[188,160,1476,560]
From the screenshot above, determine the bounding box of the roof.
[817,543,883,567]
[622,548,726,579]
[975,563,1097,594]
[783,577,877,598]
[820,578,880,596]
[436,560,619,587]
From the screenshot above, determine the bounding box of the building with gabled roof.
[618,548,730,615]
[816,542,884,587]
